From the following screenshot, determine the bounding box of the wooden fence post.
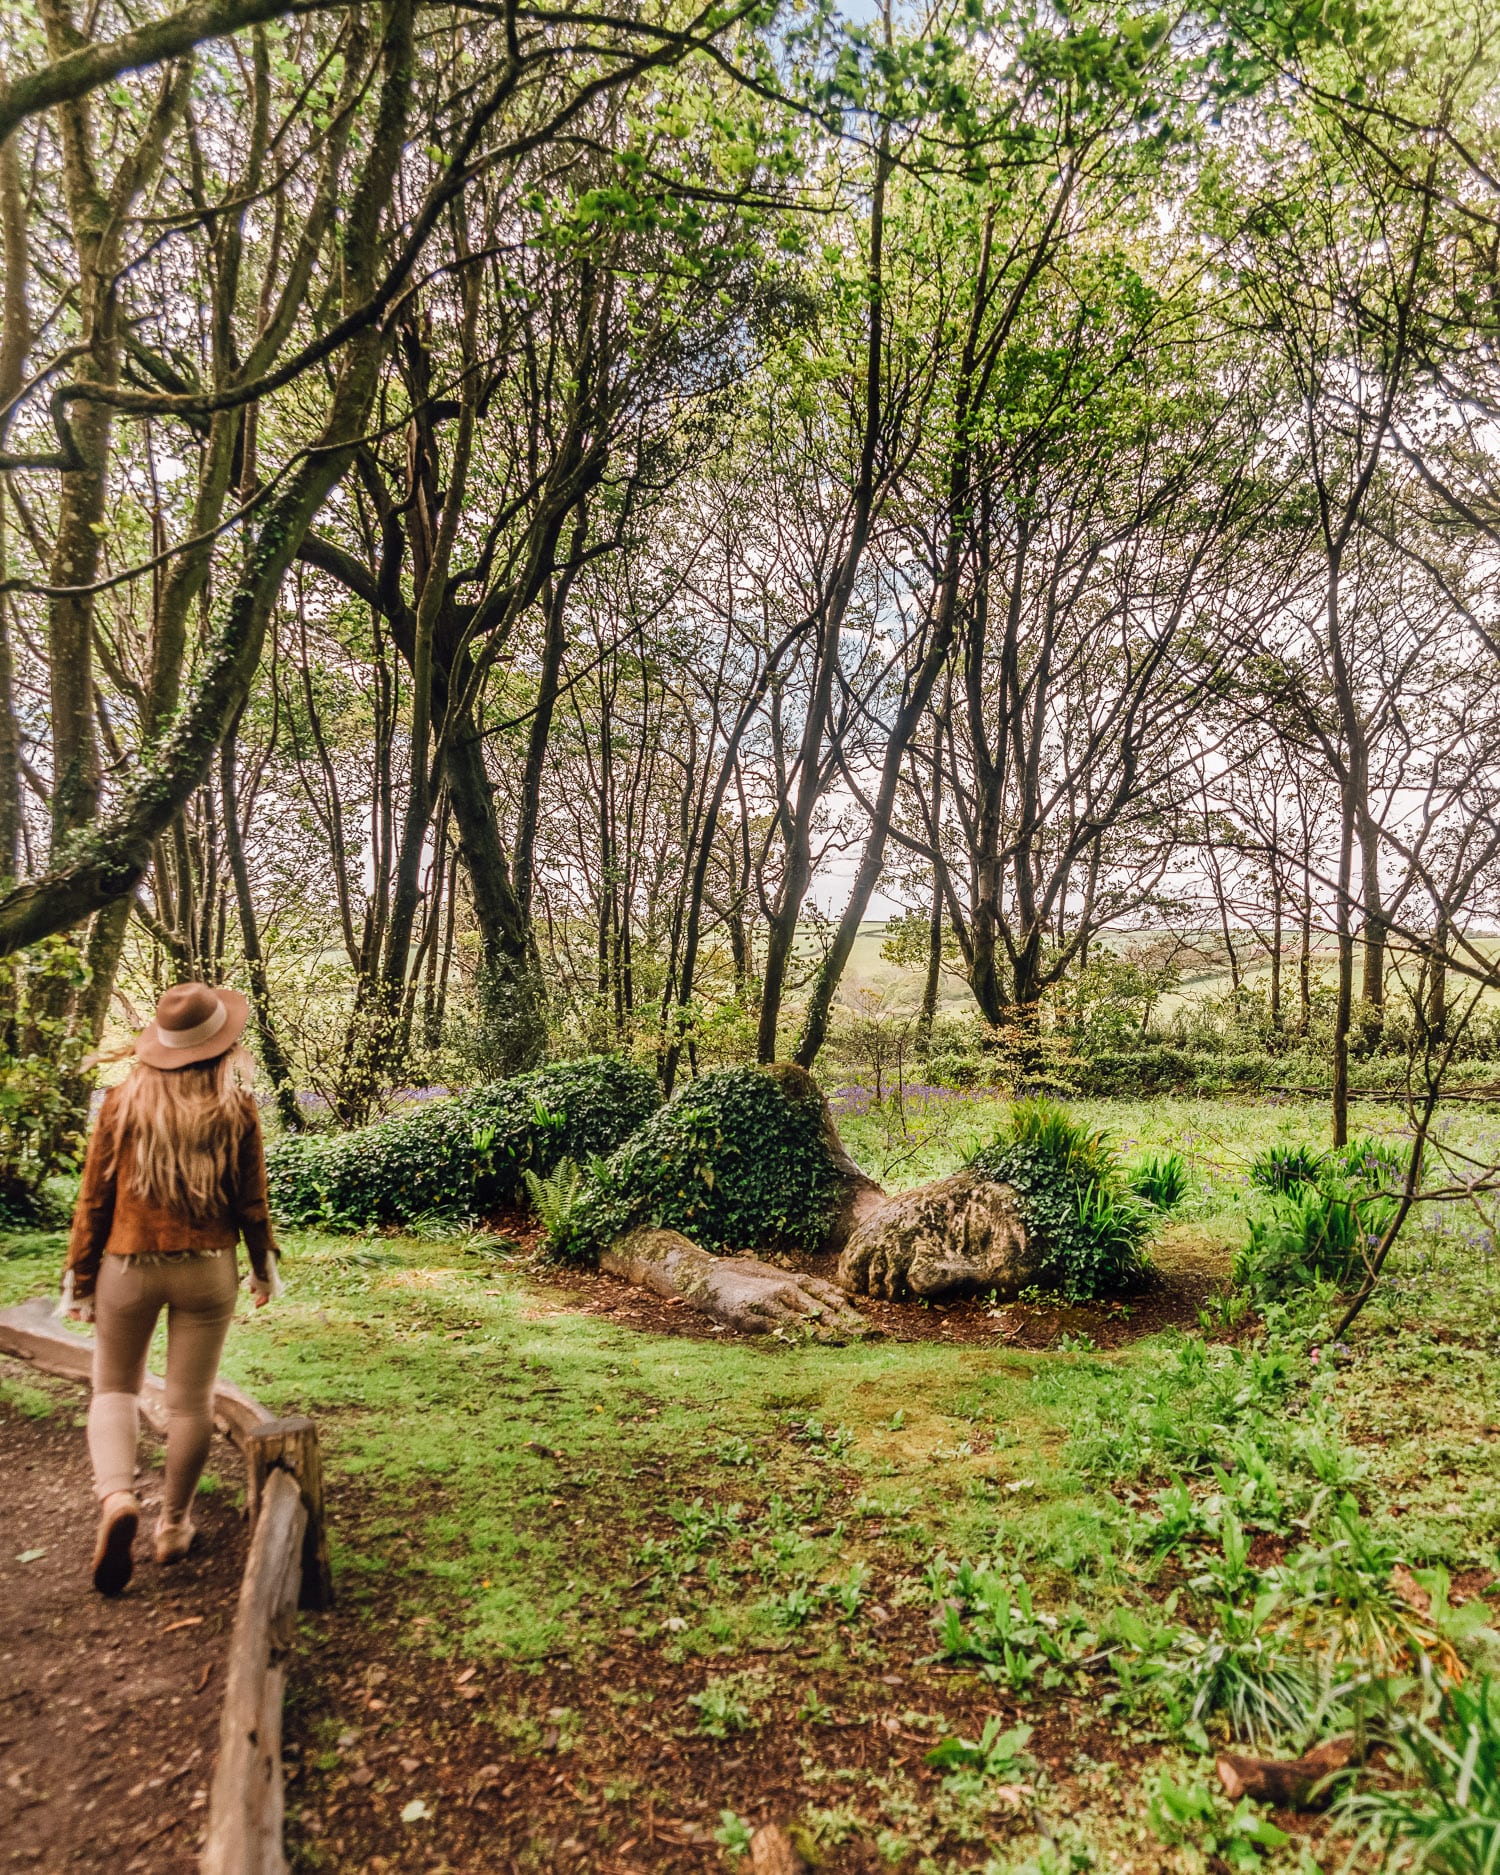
[245,1416,334,1612]
[201,1468,307,1875]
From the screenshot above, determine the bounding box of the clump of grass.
[1247,1142,1327,1195]
[1339,1675,1500,1874]
[1237,1136,1408,1300]
[689,1674,756,1738]
[970,1098,1154,1299]
[1131,1149,1190,1212]
[1163,1629,1324,1748]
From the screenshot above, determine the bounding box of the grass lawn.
[2,1093,1498,1872]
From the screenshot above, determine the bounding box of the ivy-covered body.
[551,1064,843,1264]
[265,1056,660,1228]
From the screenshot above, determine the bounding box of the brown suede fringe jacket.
[64,1086,280,1304]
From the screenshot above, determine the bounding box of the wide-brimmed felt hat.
[135,982,249,1071]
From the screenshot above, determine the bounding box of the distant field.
[799,921,1500,1019]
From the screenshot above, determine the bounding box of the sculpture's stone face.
[835,1170,1040,1301]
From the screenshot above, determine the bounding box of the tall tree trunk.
[220,730,301,1129]
[1423,916,1447,1046]
[514,530,581,927]
[756,131,891,1065]
[0,132,29,880]
[1332,782,1355,1148]
[1359,811,1385,1034]
[917,721,944,1060]
[443,708,546,1074]
[795,623,955,1069]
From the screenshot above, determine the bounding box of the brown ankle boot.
[92,1491,140,1596]
[154,1515,197,1565]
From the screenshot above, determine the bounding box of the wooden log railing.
[0,1294,331,1875]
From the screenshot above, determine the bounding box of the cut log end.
[1215,1735,1361,1811]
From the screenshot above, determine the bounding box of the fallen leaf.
[454,1665,477,1685]
[195,1663,213,1694]
[400,1798,431,1823]
[16,1549,45,1564]
[163,1616,204,1633]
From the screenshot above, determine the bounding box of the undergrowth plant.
[969,1099,1154,1299]
[265,1056,659,1227]
[1131,1149,1190,1212]
[1237,1136,1409,1300]
[1339,1675,1500,1875]
[523,1157,586,1244]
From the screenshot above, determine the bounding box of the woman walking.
[61,982,281,1595]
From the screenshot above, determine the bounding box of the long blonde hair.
[109,1046,258,1217]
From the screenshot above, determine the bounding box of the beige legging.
[88,1249,239,1518]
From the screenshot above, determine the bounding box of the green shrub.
[1332,1134,1408,1193]
[551,1065,840,1264]
[969,1098,1154,1300]
[0,939,92,1225]
[1131,1150,1190,1212]
[265,1056,660,1228]
[1067,1047,1216,1096]
[1235,1184,1365,1298]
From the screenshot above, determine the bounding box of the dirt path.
[0,1360,246,1872]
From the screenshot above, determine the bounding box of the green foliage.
[1148,1775,1291,1870]
[1131,1149,1189,1211]
[0,940,92,1226]
[925,1716,1034,1789]
[929,1551,1093,1694]
[265,1057,660,1228]
[1162,1626,1321,1748]
[1236,1183,1364,1298]
[1237,1136,1408,1299]
[550,1066,839,1264]
[689,1675,755,1738]
[1247,1141,1327,1195]
[1054,941,1183,1051]
[1339,1676,1500,1875]
[969,1099,1154,1299]
[523,1157,585,1245]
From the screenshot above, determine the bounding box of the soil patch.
[503,1215,1230,1350]
[283,1482,1161,1875]
[0,1359,246,1873]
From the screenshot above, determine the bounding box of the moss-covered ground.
[2,1094,1497,1872]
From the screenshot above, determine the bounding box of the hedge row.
[265,1056,660,1227]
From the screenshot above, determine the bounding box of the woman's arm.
[234,1103,281,1300]
[62,1090,119,1316]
